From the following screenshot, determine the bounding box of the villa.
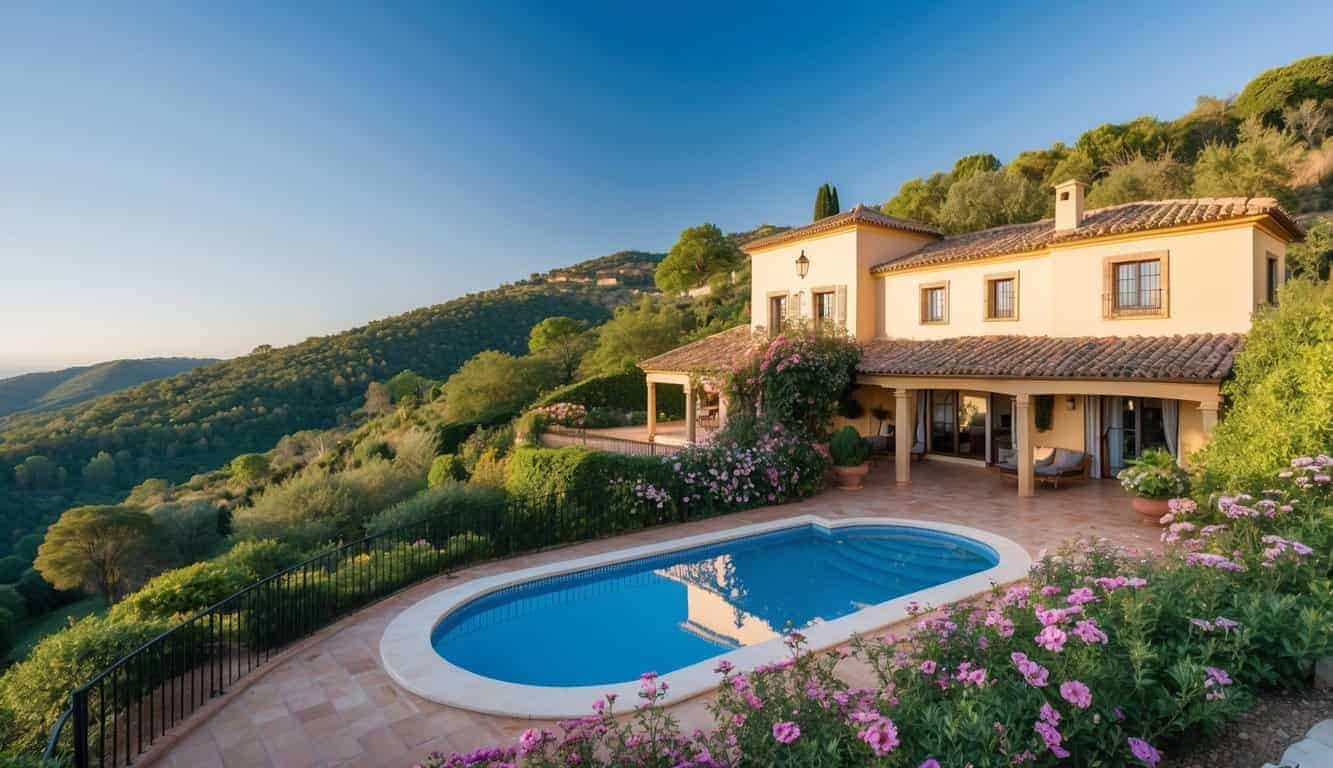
[641,180,1305,496]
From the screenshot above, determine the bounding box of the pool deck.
[150,462,1159,768]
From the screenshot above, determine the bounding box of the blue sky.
[1,1,1328,375]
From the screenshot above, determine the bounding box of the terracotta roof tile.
[857,334,1242,382]
[743,204,941,251]
[870,197,1304,274]
[638,325,758,374]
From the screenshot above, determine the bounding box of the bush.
[108,559,254,623]
[216,539,303,580]
[0,585,25,622]
[0,614,173,755]
[364,483,507,536]
[505,447,670,500]
[0,556,25,585]
[149,500,223,566]
[437,407,519,455]
[725,326,860,440]
[1195,280,1333,490]
[12,569,78,617]
[353,439,394,465]
[1116,448,1189,499]
[534,369,685,418]
[428,454,468,487]
[829,426,870,467]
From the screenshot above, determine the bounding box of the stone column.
[646,380,657,441]
[1015,393,1034,498]
[894,389,912,485]
[685,380,697,444]
[1199,400,1219,438]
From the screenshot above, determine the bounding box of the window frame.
[766,291,788,334]
[812,288,836,323]
[1266,252,1280,305]
[1102,251,1169,319]
[983,271,1019,322]
[919,281,949,325]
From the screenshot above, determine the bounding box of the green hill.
[0,278,644,555]
[0,358,218,420]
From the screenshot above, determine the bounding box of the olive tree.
[34,506,157,605]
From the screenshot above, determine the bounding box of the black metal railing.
[1102,288,1164,317]
[541,425,684,457]
[43,486,717,768]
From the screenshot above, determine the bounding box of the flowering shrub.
[530,402,588,428]
[1116,448,1188,499]
[419,453,1332,768]
[723,325,860,440]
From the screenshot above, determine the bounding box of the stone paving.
[148,462,1159,768]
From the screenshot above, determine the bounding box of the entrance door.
[990,394,1015,463]
[929,390,989,460]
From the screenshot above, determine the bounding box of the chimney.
[1054,178,1086,231]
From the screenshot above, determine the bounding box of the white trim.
[380,515,1031,719]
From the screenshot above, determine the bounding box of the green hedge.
[504,446,671,499]
[436,407,519,455]
[534,370,684,419]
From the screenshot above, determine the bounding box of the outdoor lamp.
[795,250,810,279]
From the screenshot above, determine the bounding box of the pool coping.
[379,515,1032,719]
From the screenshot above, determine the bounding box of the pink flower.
[1060,680,1092,709]
[1034,720,1068,759]
[713,660,733,675]
[1066,587,1097,605]
[1128,737,1162,767]
[1072,619,1108,644]
[919,760,941,768]
[517,728,546,756]
[919,659,937,675]
[772,721,801,744]
[1035,625,1067,653]
[1039,702,1060,726]
[857,717,900,756]
[1010,652,1050,687]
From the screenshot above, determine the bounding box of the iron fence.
[541,425,682,456]
[43,485,716,768]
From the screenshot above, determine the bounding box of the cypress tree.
[813,184,830,221]
[829,185,840,215]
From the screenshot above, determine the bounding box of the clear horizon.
[2,1,1329,375]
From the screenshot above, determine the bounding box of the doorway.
[928,390,988,461]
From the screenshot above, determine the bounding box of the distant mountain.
[0,358,218,420]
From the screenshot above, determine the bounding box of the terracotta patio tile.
[292,701,335,724]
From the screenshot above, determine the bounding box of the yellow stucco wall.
[1032,395,1085,452]
[870,222,1284,339]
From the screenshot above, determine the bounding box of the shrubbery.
[505,447,670,500]
[534,370,684,418]
[829,426,870,467]
[108,559,255,623]
[365,483,507,536]
[724,327,860,440]
[428,455,468,487]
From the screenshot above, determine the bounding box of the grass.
[4,597,106,666]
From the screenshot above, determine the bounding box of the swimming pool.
[381,515,1030,717]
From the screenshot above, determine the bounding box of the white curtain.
[914,392,927,450]
[1106,397,1124,471]
[1162,399,1179,458]
[1084,395,1102,479]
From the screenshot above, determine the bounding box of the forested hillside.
[882,55,1333,240]
[0,281,635,557]
[0,358,217,419]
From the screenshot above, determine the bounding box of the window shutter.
[1102,259,1114,317]
[983,280,992,320]
[834,285,847,328]
[788,290,800,321]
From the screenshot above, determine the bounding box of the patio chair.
[990,447,1089,488]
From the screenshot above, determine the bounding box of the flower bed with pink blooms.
[418,455,1331,768]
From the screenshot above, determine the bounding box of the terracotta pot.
[1131,495,1171,523]
[832,462,870,490]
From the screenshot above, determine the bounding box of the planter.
[1130,495,1171,523]
[832,462,870,490]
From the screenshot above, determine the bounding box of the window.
[920,282,948,324]
[984,272,1018,321]
[767,294,787,334]
[813,290,835,323]
[1266,253,1280,305]
[1103,252,1168,318]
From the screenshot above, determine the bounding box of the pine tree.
[813,184,831,221]
[829,185,840,215]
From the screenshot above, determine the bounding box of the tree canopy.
[813,183,840,220]
[654,223,744,294]
[528,316,594,383]
[441,351,561,423]
[579,296,691,377]
[34,505,156,604]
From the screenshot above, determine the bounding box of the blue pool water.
[431,524,997,687]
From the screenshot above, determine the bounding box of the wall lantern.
[795,250,810,279]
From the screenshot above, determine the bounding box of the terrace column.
[1015,393,1035,498]
[717,390,729,429]
[1199,399,1219,438]
[894,388,912,485]
[685,379,697,444]
[646,380,657,441]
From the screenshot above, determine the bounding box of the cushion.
[997,448,1016,465]
[1051,448,1086,471]
[1034,463,1062,476]
[1034,447,1056,466]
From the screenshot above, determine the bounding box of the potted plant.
[1116,448,1188,522]
[829,425,871,490]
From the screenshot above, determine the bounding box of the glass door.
[990,395,1014,463]
[930,391,956,454]
[958,393,988,460]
